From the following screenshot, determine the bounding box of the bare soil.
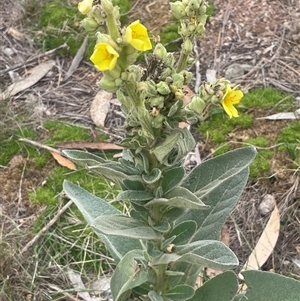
[0,0,300,299]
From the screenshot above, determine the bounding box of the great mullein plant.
[62,0,300,300]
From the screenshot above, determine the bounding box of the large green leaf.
[178,167,249,241]
[146,187,209,210]
[92,215,163,240]
[175,240,238,270]
[153,240,238,271]
[148,290,164,301]
[161,166,185,194]
[63,181,142,262]
[111,249,152,301]
[163,284,195,300]
[243,270,300,301]
[189,271,239,301]
[62,149,106,164]
[181,146,256,198]
[116,190,154,202]
[168,220,197,245]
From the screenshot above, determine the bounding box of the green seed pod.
[156,82,171,95]
[127,65,144,82]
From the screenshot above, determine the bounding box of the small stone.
[258,194,275,216]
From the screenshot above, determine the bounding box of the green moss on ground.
[31,0,131,59]
[198,87,296,179]
[241,87,294,111]
[276,121,300,163]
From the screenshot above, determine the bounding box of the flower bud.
[150,95,165,109]
[187,95,206,114]
[188,0,200,11]
[175,90,184,99]
[98,74,117,92]
[81,17,99,32]
[156,82,171,95]
[182,38,193,54]
[172,73,184,87]
[164,53,175,67]
[101,0,114,14]
[170,1,186,19]
[151,113,164,128]
[96,33,118,49]
[127,65,144,82]
[153,43,168,60]
[89,5,105,24]
[78,0,93,15]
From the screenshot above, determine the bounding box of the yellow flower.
[90,43,119,71]
[125,20,152,51]
[78,0,93,15]
[221,86,243,118]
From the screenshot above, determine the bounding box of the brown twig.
[0,43,68,75]
[21,200,73,254]
[19,138,62,154]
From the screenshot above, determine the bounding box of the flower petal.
[125,20,152,51]
[90,43,119,71]
[78,0,93,15]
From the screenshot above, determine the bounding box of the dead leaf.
[63,35,88,81]
[90,90,112,127]
[7,27,26,41]
[1,60,56,99]
[242,199,280,271]
[256,109,300,120]
[50,152,76,170]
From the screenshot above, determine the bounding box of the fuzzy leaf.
[168,220,197,245]
[163,285,195,300]
[178,167,250,241]
[63,181,142,262]
[176,240,239,271]
[92,215,163,240]
[116,190,154,202]
[161,166,185,194]
[181,146,256,198]
[146,187,208,210]
[111,249,151,301]
[62,149,106,164]
[190,271,239,301]
[151,132,181,163]
[142,168,162,184]
[243,270,300,301]
[148,290,164,301]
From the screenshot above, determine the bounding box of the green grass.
[26,0,131,59]
[241,87,294,111]
[244,137,273,178]
[276,121,300,163]
[199,112,253,143]
[198,86,296,178]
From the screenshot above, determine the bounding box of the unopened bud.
[98,74,117,92]
[81,17,99,32]
[156,81,171,95]
[175,90,184,99]
[182,38,193,54]
[170,1,186,19]
[187,95,206,114]
[101,0,114,14]
[153,43,168,59]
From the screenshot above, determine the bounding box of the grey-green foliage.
[62,146,282,300]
